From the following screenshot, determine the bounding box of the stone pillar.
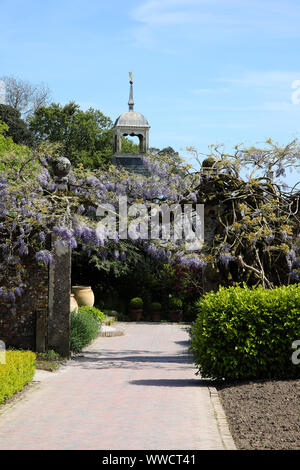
[47,157,72,357]
[139,134,144,153]
[47,237,71,357]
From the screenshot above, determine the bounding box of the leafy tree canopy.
[0,105,34,146]
[0,121,32,159]
[29,102,114,168]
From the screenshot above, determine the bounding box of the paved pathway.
[0,323,228,450]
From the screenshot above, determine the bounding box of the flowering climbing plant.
[0,128,300,303]
[187,139,300,287]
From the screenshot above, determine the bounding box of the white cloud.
[129,0,300,47]
[191,87,229,95]
[130,0,249,28]
[216,71,300,88]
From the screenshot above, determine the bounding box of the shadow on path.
[129,378,215,387]
[71,352,194,371]
[174,340,190,347]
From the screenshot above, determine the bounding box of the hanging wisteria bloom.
[35,250,54,265]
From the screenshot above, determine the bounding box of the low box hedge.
[0,350,36,404]
[190,284,300,380]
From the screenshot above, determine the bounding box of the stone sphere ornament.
[202,156,219,168]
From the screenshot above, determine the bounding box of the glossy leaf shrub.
[190,284,300,380]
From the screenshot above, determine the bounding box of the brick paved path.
[0,323,225,450]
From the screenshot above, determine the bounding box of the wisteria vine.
[0,137,300,304]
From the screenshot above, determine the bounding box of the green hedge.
[0,350,36,404]
[190,284,300,380]
[70,308,101,353]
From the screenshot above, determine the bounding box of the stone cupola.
[112,73,150,174]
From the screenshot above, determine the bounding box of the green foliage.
[0,121,32,158]
[36,350,61,361]
[77,305,106,324]
[169,297,183,309]
[129,297,143,309]
[0,350,36,404]
[72,242,164,315]
[190,284,300,380]
[121,137,140,153]
[36,350,67,371]
[151,302,162,311]
[29,102,114,168]
[0,105,34,146]
[71,242,201,321]
[70,309,100,353]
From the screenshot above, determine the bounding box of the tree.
[0,76,51,118]
[29,102,114,168]
[0,105,34,146]
[0,121,31,157]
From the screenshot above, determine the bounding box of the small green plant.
[169,297,183,310]
[77,306,106,324]
[151,302,162,311]
[70,309,100,353]
[129,297,143,309]
[36,350,67,372]
[36,350,61,362]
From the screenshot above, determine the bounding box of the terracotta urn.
[169,310,183,322]
[129,309,143,321]
[151,311,161,322]
[70,294,79,313]
[72,286,95,307]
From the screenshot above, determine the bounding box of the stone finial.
[128,72,134,111]
[52,157,71,191]
[202,156,219,169]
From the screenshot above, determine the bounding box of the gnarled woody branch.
[237,254,273,289]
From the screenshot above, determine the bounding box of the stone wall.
[0,239,71,356]
[0,257,49,351]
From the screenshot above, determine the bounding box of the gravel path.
[0,323,227,450]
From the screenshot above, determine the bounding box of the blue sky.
[1,0,300,182]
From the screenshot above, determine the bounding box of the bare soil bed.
[216,379,300,450]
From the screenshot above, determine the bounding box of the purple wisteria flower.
[176,253,207,269]
[35,250,53,265]
[219,244,235,267]
[39,232,46,242]
[265,234,275,244]
[14,287,23,297]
